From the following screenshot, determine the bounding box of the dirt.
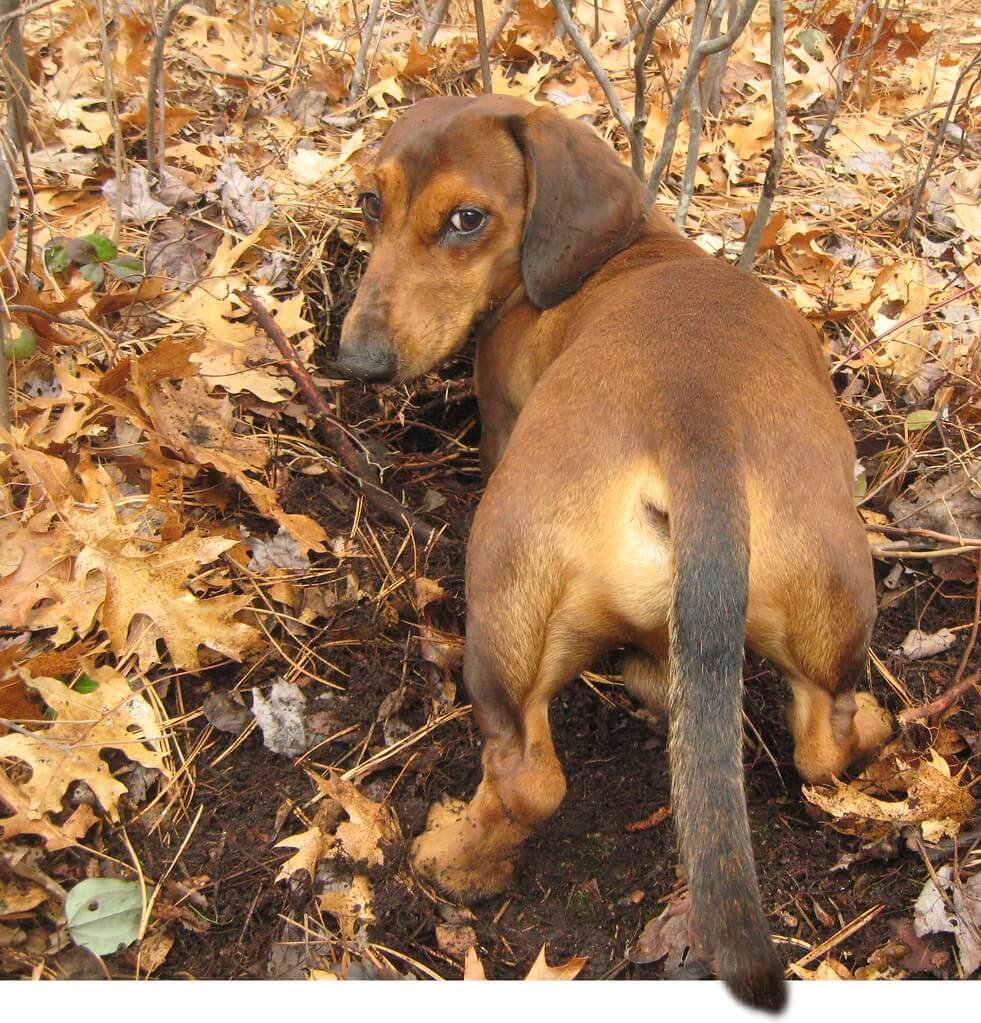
[131,333,979,986]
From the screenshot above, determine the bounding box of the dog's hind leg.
[410,570,603,902]
[621,641,670,718]
[757,566,893,784]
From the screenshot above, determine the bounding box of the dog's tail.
[666,454,785,1012]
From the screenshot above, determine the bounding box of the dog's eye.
[360,192,382,223]
[448,208,486,235]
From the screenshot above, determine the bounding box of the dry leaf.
[275,826,325,882]
[524,944,588,980]
[0,665,168,823]
[309,772,398,868]
[913,866,981,976]
[803,750,976,841]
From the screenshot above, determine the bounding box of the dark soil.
[140,343,979,985]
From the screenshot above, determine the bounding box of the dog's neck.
[475,209,704,422]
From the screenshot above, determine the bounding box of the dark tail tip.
[724,956,787,1014]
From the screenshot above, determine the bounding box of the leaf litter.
[0,0,978,988]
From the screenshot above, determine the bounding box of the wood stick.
[238,290,442,547]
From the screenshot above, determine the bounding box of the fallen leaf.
[628,892,693,972]
[803,750,976,842]
[0,875,48,916]
[65,877,147,956]
[309,772,398,868]
[102,167,171,223]
[252,680,307,757]
[0,666,168,822]
[524,944,588,980]
[913,866,981,975]
[899,628,957,660]
[275,826,325,882]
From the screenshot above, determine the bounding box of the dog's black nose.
[333,341,398,382]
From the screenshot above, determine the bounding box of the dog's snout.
[334,339,398,382]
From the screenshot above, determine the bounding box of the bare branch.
[146,0,191,177]
[2,0,35,271]
[420,0,448,47]
[903,50,981,242]
[674,0,710,227]
[813,0,874,149]
[464,0,517,71]
[737,0,785,268]
[348,0,384,102]
[0,318,10,432]
[631,0,678,179]
[0,0,59,23]
[702,0,735,117]
[645,0,759,205]
[473,0,492,94]
[96,0,125,242]
[552,0,633,141]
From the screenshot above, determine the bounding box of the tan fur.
[338,95,894,1008]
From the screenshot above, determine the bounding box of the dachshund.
[337,94,893,1010]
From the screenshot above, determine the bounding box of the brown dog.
[338,95,893,1009]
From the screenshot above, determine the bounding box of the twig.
[631,0,677,179]
[813,0,874,150]
[899,672,981,727]
[645,0,759,205]
[419,0,448,47]
[0,0,60,21]
[238,290,440,547]
[473,0,492,94]
[0,319,10,431]
[463,0,517,71]
[832,281,981,371]
[674,0,710,227]
[903,51,981,243]
[552,0,633,144]
[146,0,191,177]
[485,0,518,50]
[952,551,981,684]
[787,904,884,973]
[737,0,785,268]
[348,0,384,102]
[868,523,981,548]
[95,0,124,242]
[702,0,734,117]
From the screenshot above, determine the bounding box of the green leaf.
[73,674,99,695]
[799,28,826,59]
[44,243,70,274]
[80,262,105,285]
[905,410,937,432]
[80,233,118,262]
[65,878,147,956]
[3,326,37,360]
[105,257,144,283]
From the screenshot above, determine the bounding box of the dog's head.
[337,95,644,383]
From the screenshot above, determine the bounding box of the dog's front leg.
[474,346,520,479]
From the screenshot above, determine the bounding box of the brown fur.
[338,96,893,1010]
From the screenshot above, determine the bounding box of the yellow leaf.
[0,664,169,822]
[524,945,588,980]
[275,826,325,882]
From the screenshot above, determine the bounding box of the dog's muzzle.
[333,339,398,382]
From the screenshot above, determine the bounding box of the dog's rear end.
[338,96,893,1010]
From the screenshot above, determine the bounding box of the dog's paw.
[410,801,515,903]
[853,691,894,758]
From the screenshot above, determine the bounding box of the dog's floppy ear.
[508,107,645,310]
